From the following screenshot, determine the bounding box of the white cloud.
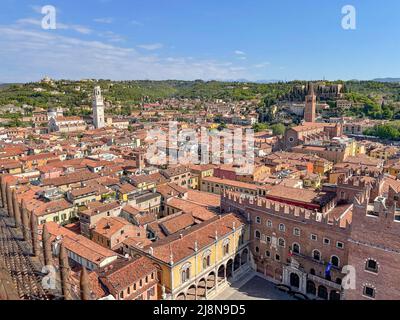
[16,18,42,27]
[234,50,246,55]
[30,5,44,14]
[137,43,164,50]
[16,17,92,35]
[98,31,124,42]
[94,17,114,24]
[130,20,143,26]
[0,24,252,82]
[253,62,270,68]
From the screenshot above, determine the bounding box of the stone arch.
[176,292,186,300]
[306,280,316,295]
[290,273,300,289]
[330,290,341,300]
[226,259,234,280]
[292,242,300,254]
[186,284,197,300]
[197,278,207,298]
[234,254,241,271]
[317,285,328,300]
[241,248,248,265]
[207,272,216,291]
[217,264,225,283]
[312,249,321,261]
[331,255,340,268]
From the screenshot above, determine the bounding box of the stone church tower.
[92,86,105,129]
[304,82,316,123]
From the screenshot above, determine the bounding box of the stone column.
[21,201,30,242]
[0,175,4,208]
[282,266,289,285]
[5,183,14,218]
[300,272,307,294]
[80,267,90,300]
[59,243,72,300]
[42,224,53,266]
[30,213,40,257]
[12,189,22,228]
[215,266,219,291]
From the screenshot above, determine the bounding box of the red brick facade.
[221,173,400,300]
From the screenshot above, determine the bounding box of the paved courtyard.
[213,275,295,300]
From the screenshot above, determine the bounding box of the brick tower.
[304,82,316,123]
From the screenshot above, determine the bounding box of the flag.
[325,262,332,278]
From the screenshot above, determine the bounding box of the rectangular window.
[336,241,344,249]
[323,238,331,245]
[311,234,317,241]
[363,286,375,299]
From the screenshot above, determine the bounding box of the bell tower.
[93,86,105,129]
[304,82,316,123]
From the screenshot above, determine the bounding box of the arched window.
[223,239,230,256]
[292,243,300,254]
[255,246,260,253]
[181,263,191,284]
[293,228,300,236]
[279,223,286,232]
[365,259,378,273]
[202,251,211,270]
[278,238,285,248]
[255,216,261,224]
[312,250,321,261]
[267,220,272,228]
[254,230,261,239]
[331,255,340,267]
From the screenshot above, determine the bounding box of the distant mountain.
[255,79,283,84]
[222,79,282,84]
[372,78,400,83]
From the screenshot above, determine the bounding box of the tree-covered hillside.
[1,79,400,120]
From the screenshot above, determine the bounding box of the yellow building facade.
[131,213,251,300]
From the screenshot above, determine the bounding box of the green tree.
[252,123,269,133]
[270,123,286,136]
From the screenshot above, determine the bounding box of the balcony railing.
[307,274,342,291]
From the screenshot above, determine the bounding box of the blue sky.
[1,0,399,82]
